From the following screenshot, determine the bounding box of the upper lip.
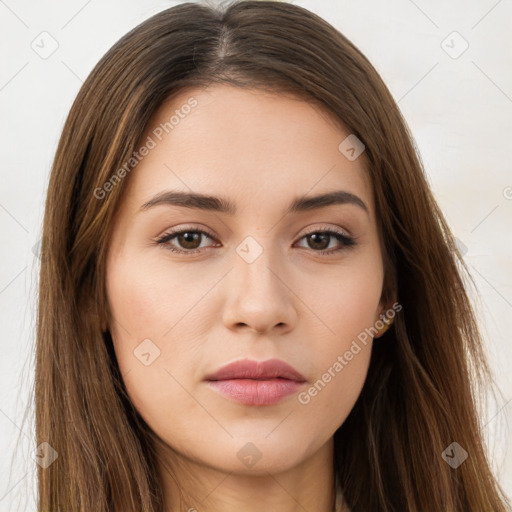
[204,358,306,382]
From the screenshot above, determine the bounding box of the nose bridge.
[233,234,282,295]
[222,232,296,332]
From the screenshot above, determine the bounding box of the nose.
[221,241,297,335]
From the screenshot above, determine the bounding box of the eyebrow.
[140,189,369,216]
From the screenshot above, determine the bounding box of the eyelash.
[154,226,356,257]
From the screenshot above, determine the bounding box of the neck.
[157,438,336,512]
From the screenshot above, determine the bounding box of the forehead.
[123,84,373,217]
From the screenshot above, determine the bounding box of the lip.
[204,358,306,406]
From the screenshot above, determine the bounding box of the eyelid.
[154,224,357,255]
[155,224,352,240]
[301,225,351,238]
[154,225,218,246]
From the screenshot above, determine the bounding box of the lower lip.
[206,379,304,406]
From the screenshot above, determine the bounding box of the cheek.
[107,254,167,329]
[105,252,211,426]
[105,249,204,354]
[300,339,373,416]
[295,262,381,425]
[301,256,383,343]
[105,255,167,391]
[296,310,374,438]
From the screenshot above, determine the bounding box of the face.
[105,84,385,476]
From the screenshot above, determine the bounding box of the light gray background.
[1,0,511,510]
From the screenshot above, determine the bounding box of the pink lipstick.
[204,358,306,406]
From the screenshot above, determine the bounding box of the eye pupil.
[179,232,201,249]
[308,233,329,250]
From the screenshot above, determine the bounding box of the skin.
[105,84,388,512]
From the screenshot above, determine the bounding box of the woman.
[35,1,510,510]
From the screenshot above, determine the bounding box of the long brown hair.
[33,1,509,510]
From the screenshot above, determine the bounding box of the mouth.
[204,358,306,406]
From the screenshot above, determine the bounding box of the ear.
[374,299,398,339]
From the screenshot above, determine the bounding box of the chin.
[197,435,317,475]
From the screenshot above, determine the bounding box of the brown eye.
[156,228,217,254]
[175,231,202,250]
[156,227,356,256]
[295,228,356,256]
[305,232,330,250]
